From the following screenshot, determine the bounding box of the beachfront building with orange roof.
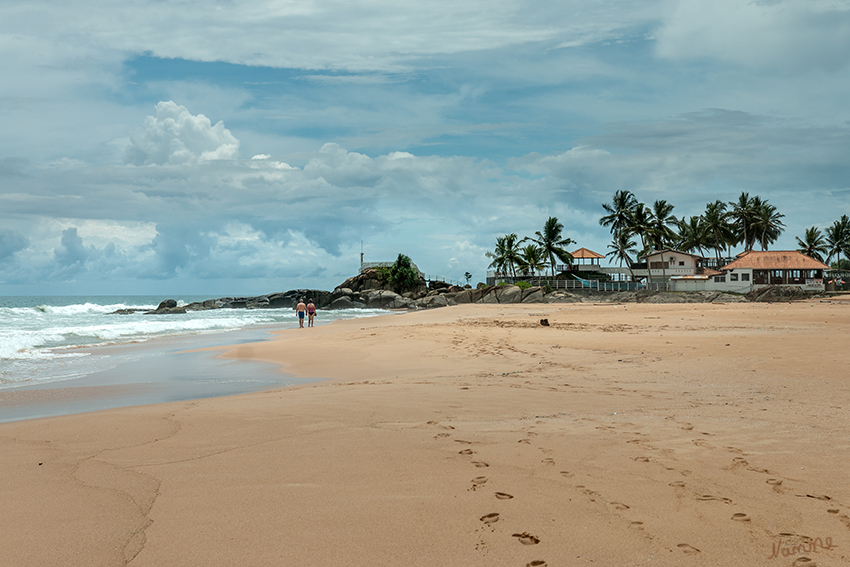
[718,250,830,291]
[627,249,829,292]
[569,247,605,270]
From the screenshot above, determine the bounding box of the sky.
[1,0,849,296]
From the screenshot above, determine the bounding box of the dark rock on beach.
[746,285,825,302]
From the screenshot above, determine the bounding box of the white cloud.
[656,0,850,72]
[124,101,239,165]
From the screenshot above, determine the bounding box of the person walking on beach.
[307,299,316,328]
[296,299,307,328]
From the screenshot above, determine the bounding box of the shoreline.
[0,325,309,423]
[1,302,848,566]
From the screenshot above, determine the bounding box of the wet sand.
[1,302,849,566]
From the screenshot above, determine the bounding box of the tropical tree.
[486,233,523,278]
[728,192,757,251]
[517,244,547,280]
[751,199,786,251]
[795,227,828,262]
[533,216,574,277]
[701,200,734,262]
[627,202,654,258]
[825,215,850,266]
[676,216,709,256]
[600,190,638,236]
[388,254,420,293]
[647,199,678,251]
[606,231,637,281]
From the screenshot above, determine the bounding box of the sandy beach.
[2,301,849,566]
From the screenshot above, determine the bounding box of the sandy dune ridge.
[1,302,848,566]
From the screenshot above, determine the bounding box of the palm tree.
[795,227,828,262]
[728,192,756,252]
[627,202,654,258]
[606,231,637,282]
[825,215,850,266]
[600,190,638,236]
[751,199,785,251]
[533,216,574,277]
[648,200,678,251]
[676,216,709,256]
[486,233,523,278]
[517,244,547,281]
[702,200,734,262]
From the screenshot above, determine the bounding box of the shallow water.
[0,296,394,422]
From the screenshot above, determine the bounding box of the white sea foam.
[0,296,392,387]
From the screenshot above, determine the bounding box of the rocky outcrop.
[132,289,334,315]
[213,289,332,310]
[544,289,748,304]
[335,268,427,297]
[468,285,546,304]
[746,285,825,302]
[147,299,187,314]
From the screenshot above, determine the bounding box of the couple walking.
[296,299,316,328]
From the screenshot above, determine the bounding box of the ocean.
[0,296,391,422]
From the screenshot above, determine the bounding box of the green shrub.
[389,254,419,293]
[516,281,532,290]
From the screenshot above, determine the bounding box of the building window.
[742,273,750,281]
[679,261,685,266]
[730,273,739,281]
[714,276,726,283]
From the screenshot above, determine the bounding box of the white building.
[633,249,829,293]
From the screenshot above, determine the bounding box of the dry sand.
[1,301,849,566]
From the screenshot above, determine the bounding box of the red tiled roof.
[723,251,830,271]
[570,247,604,259]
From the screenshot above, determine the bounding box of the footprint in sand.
[455,440,473,444]
[610,502,630,511]
[803,494,832,501]
[677,543,701,554]
[681,424,694,430]
[541,458,555,465]
[434,433,451,438]
[634,456,650,463]
[731,513,751,522]
[767,478,783,486]
[526,561,547,567]
[697,495,732,503]
[512,532,540,545]
[468,477,488,491]
[827,509,839,514]
[495,492,514,500]
[518,439,532,444]
[792,557,814,566]
[472,461,490,468]
[458,449,474,455]
[669,481,686,488]
[630,521,644,529]
[480,513,500,525]
[560,471,574,478]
